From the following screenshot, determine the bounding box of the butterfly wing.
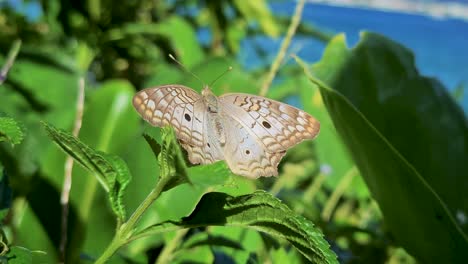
[219,93,320,153]
[133,85,223,164]
[221,114,286,178]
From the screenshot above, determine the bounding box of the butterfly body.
[133,85,320,178]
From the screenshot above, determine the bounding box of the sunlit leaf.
[233,0,280,37]
[297,32,468,262]
[136,191,338,264]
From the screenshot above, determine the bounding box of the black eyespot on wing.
[262,121,271,129]
[184,113,191,121]
[207,143,211,148]
[245,150,250,155]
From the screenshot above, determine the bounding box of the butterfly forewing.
[133,85,204,146]
[219,93,320,153]
[133,85,222,165]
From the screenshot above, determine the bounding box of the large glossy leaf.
[135,191,338,264]
[298,32,468,262]
[158,17,205,67]
[296,74,368,198]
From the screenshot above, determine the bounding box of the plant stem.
[154,229,188,264]
[94,236,123,264]
[60,77,85,262]
[0,39,21,85]
[303,172,327,202]
[321,167,358,221]
[95,176,171,263]
[259,0,306,96]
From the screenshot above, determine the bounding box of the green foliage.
[1,1,465,263]
[137,191,338,264]
[43,122,131,223]
[0,117,24,146]
[0,171,12,222]
[297,32,468,263]
[0,246,47,264]
[155,127,190,192]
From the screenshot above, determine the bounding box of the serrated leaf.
[142,133,161,162]
[136,191,338,264]
[157,127,189,192]
[0,117,24,145]
[42,122,131,222]
[296,32,468,262]
[102,153,132,223]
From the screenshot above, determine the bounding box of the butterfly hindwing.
[219,93,320,153]
[221,114,285,178]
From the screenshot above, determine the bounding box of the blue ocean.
[239,2,468,112]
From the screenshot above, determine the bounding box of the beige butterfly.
[133,85,320,179]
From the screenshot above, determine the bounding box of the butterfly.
[133,84,320,178]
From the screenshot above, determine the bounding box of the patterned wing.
[178,107,224,165]
[132,85,222,164]
[219,93,320,153]
[221,114,286,178]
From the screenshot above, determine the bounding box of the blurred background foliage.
[0,0,467,263]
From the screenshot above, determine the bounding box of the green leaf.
[296,73,368,198]
[181,233,244,251]
[157,127,189,192]
[232,0,280,37]
[102,153,132,223]
[158,17,204,67]
[2,246,47,264]
[3,246,32,264]
[188,162,232,188]
[297,32,468,262]
[42,122,131,222]
[0,117,23,145]
[136,191,338,264]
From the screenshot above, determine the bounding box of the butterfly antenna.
[168,54,205,86]
[209,66,233,87]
